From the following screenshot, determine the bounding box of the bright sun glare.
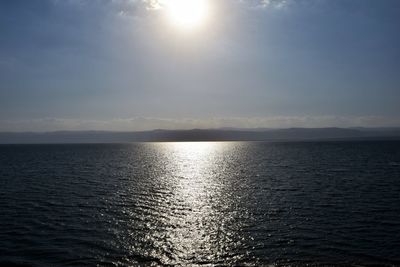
[165,0,209,30]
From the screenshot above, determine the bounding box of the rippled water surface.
[1,141,400,266]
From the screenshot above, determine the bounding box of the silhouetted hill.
[1,127,400,144]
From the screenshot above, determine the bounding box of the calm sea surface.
[1,141,400,266]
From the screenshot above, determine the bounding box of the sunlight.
[164,0,210,30]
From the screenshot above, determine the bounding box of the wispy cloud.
[245,0,290,9]
[98,0,293,16]
[138,0,291,10]
[48,0,293,20]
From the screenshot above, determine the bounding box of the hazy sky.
[1,0,399,131]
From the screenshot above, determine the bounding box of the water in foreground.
[0,141,400,266]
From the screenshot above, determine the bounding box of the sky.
[0,0,399,131]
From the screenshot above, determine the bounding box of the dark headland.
[1,127,400,144]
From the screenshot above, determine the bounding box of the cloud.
[254,0,289,9]
[109,0,293,17]
[48,0,293,21]
[141,0,291,10]
[1,116,399,132]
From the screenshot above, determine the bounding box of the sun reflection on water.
[141,142,251,265]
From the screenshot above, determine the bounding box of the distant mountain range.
[1,127,400,144]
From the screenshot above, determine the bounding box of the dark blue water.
[1,141,400,266]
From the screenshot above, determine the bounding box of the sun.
[164,0,210,30]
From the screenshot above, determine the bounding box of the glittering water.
[1,141,400,266]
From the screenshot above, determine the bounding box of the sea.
[1,141,399,266]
